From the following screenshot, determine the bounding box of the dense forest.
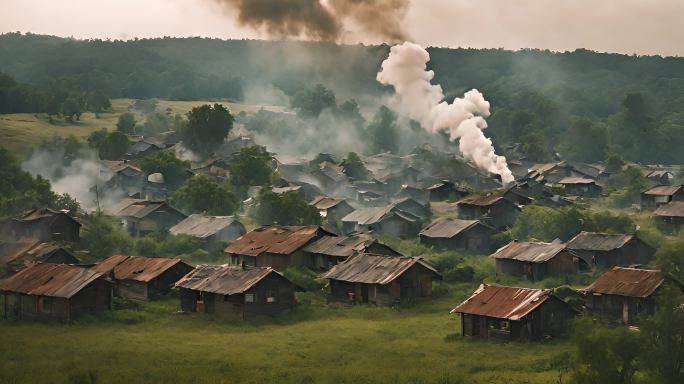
[1,32,684,164]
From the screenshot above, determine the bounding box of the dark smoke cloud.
[214,0,410,42]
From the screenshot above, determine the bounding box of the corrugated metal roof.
[529,162,563,174]
[91,255,188,283]
[224,226,333,257]
[341,206,395,225]
[105,199,183,219]
[0,263,105,298]
[302,234,385,258]
[491,240,567,263]
[15,208,81,226]
[654,201,684,217]
[321,254,441,285]
[456,194,504,207]
[169,214,244,239]
[567,231,634,251]
[174,265,293,295]
[582,267,663,298]
[310,196,345,210]
[450,284,553,320]
[558,177,596,185]
[642,185,682,196]
[419,218,480,238]
[0,240,73,265]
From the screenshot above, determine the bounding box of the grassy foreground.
[0,289,570,384]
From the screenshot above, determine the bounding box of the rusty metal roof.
[15,208,81,226]
[91,255,189,283]
[174,265,297,295]
[456,194,504,207]
[642,185,682,196]
[321,254,441,285]
[0,239,75,265]
[582,267,663,298]
[529,162,563,174]
[566,231,635,251]
[341,206,394,225]
[654,201,684,217]
[0,263,105,298]
[169,214,245,239]
[491,240,567,263]
[310,196,346,210]
[558,177,596,185]
[450,284,554,320]
[302,234,392,258]
[105,199,184,219]
[224,226,334,257]
[419,218,481,239]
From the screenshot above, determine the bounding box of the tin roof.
[582,267,663,298]
[321,254,441,285]
[491,240,567,263]
[0,263,105,298]
[642,185,682,196]
[450,284,554,320]
[105,199,184,219]
[0,239,75,265]
[566,231,635,251]
[419,218,483,239]
[224,226,334,257]
[654,201,684,217]
[558,177,597,185]
[174,265,297,295]
[91,255,188,283]
[169,214,244,239]
[15,208,81,226]
[310,196,346,210]
[456,194,504,207]
[302,234,393,258]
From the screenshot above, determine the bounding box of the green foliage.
[139,150,190,188]
[340,152,370,180]
[290,83,336,118]
[181,103,234,156]
[61,97,85,122]
[366,105,398,153]
[116,112,137,134]
[53,193,81,214]
[86,90,111,115]
[158,234,201,256]
[228,145,274,196]
[606,166,651,208]
[254,190,321,226]
[134,237,161,256]
[80,211,133,260]
[88,129,130,160]
[171,174,239,215]
[0,147,56,216]
[562,117,608,162]
[655,235,684,288]
[142,112,171,135]
[282,267,325,292]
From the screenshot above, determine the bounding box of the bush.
[282,267,325,293]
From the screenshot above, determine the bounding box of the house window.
[39,297,52,313]
[244,293,255,303]
[501,320,509,331]
[267,292,276,303]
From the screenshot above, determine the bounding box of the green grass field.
[0,289,571,384]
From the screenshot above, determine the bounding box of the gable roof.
[558,177,597,185]
[582,267,663,298]
[310,196,348,210]
[450,284,556,321]
[91,255,188,283]
[419,218,487,239]
[642,185,683,196]
[456,194,506,207]
[321,254,441,284]
[654,201,684,217]
[174,265,298,295]
[169,214,244,239]
[491,240,568,263]
[0,239,76,265]
[224,226,334,257]
[105,199,184,219]
[566,231,636,251]
[14,208,81,227]
[0,263,104,298]
[302,234,396,258]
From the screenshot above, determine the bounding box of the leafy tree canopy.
[181,103,234,156]
[139,150,190,189]
[171,174,239,215]
[254,190,321,226]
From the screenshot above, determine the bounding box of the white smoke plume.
[376,42,514,184]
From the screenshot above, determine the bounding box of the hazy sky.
[1,0,683,56]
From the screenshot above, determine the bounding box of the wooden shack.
[321,254,442,306]
[455,194,520,230]
[558,177,603,197]
[309,196,355,226]
[340,205,422,237]
[302,234,400,270]
[654,201,684,234]
[566,231,655,268]
[451,284,577,341]
[640,185,684,210]
[426,181,469,202]
[92,255,193,301]
[105,198,187,237]
[419,218,498,253]
[175,265,302,319]
[169,214,246,247]
[3,208,81,242]
[582,267,664,325]
[491,240,586,281]
[0,263,111,321]
[0,239,79,274]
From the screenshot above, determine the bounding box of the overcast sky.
[1,0,683,56]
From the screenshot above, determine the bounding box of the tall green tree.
[88,129,130,160]
[366,106,398,153]
[290,84,336,118]
[254,190,321,226]
[181,103,234,156]
[140,151,190,188]
[116,112,137,134]
[0,147,56,216]
[171,174,239,215]
[229,145,274,196]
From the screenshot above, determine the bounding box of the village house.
[491,240,587,281]
[311,162,350,194]
[125,137,166,159]
[309,196,355,226]
[0,263,111,321]
[426,181,469,202]
[558,177,603,197]
[341,205,422,237]
[396,185,430,205]
[450,284,577,341]
[392,197,431,219]
[566,231,655,268]
[640,185,684,210]
[653,201,684,234]
[302,233,401,270]
[2,208,81,243]
[643,170,674,185]
[582,267,664,325]
[105,198,187,236]
[321,254,442,306]
[169,214,246,247]
[455,194,521,230]
[419,218,498,253]
[92,255,193,301]
[0,239,79,273]
[100,160,145,197]
[271,183,324,202]
[175,265,302,319]
[524,161,586,184]
[224,225,336,270]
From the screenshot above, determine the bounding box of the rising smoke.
[213,0,410,42]
[376,42,515,184]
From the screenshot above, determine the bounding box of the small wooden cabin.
[654,201,684,234]
[105,198,187,237]
[175,265,302,319]
[419,218,498,253]
[341,206,422,238]
[582,267,663,325]
[92,255,193,301]
[3,208,81,242]
[491,240,587,281]
[0,263,111,321]
[302,234,400,270]
[169,214,246,247]
[558,177,603,197]
[309,196,355,226]
[321,254,442,306]
[451,284,577,341]
[640,185,684,210]
[566,231,655,268]
[0,240,79,274]
[455,194,520,230]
